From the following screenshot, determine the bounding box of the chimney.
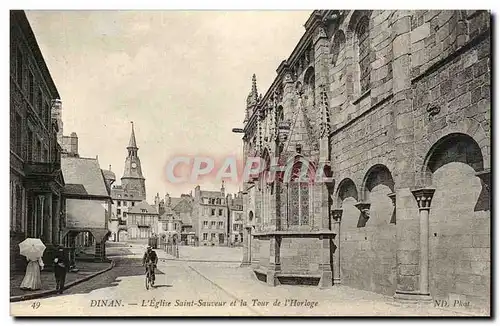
[165,193,171,206]
[51,99,63,145]
[70,132,79,157]
[195,185,201,200]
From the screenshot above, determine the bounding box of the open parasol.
[19,238,46,261]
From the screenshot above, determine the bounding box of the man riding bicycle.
[142,245,158,284]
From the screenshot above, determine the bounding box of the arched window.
[331,30,346,67]
[304,67,315,107]
[354,16,370,94]
[286,158,314,227]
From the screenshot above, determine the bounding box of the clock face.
[131,162,137,169]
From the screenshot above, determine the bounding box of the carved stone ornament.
[411,188,436,210]
[426,104,441,119]
[331,208,343,222]
[354,202,371,219]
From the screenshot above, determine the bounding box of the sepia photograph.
[8,8,491,317]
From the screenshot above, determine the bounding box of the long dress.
[20,258,43,290]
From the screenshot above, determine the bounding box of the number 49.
[31,301,40,309]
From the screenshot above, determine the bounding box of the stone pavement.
[186,262,487,316]
[10,242,488,316]
[159,245,243,262]
[10,260,112,299]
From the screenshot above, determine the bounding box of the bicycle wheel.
[145,272,150,290]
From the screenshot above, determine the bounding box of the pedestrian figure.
[20,257,44,291]
[53,247,69,294]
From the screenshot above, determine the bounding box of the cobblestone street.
[10,243,487,316]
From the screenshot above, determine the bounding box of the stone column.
[45,192,53,244]
[241,227,251,267]
[332,208,343,284]
[412,188,435,299]
[37,195,45,240]
[52,195,61,245]
[267,236,281,286]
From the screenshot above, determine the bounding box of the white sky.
[26,10,311,202]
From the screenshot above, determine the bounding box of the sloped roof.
[61,157,109,197]
[159,207,180,221]
[180,213,192,226]
[102,169,116,181]
[172,197,193,211]
[170,197,182,208]
[200,190,224,198]
[128,200,158,215]
[63,184,88,196]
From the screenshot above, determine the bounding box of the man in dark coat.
[53,247,69,294]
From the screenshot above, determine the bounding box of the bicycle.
[145,262,155,290]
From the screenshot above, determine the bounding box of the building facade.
[154,193,195,245]
[240,10,490,308]
[61,156,112,260]
[193,184,229,246]
[109,122,146,242]
[10,10,65,270]
[227,193,244,246]
[126,201,159,240]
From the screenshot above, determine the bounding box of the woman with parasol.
[19,238,46,291]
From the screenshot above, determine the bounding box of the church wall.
[241,10,490,307]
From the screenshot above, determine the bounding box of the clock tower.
[121,122,146,200]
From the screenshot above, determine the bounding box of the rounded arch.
[303,66,315,86]
[347,10,372,32]
[331,29,346,66]
[336,178,358,208]
[361,164,395,201]
[422,132,484,185]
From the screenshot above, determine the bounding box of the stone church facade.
[240,10,490,307]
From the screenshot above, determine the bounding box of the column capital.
[331,208,343,222]
[411,188,436,211]
[354,202,371,219]
[37,194,46,205]
[475,168,490,190]
[387,192,396,206]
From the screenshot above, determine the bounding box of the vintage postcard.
[9,9,491,317]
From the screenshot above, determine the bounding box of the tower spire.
[128,121,137,148]
[251,74,258,100]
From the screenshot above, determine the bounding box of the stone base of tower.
[250,231,335,288]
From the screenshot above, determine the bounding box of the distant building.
[10,10,65,271]
[109,122,147,242]
[154,193,195,245]
[193,184,228,246]
[126,201,159,240]
[227,192,244,246]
